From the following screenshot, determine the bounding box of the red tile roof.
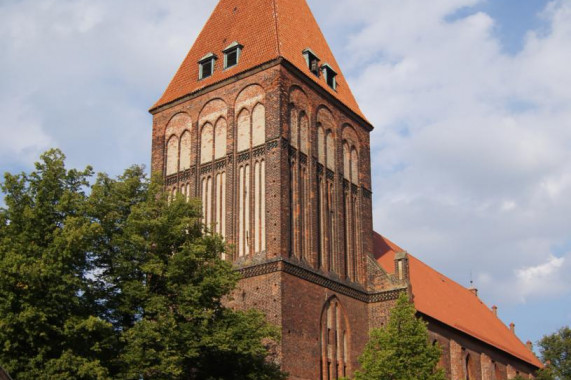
[151,0,367,122]
[373,232,542,368]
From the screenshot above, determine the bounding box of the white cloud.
[0,0,216,172]
[319,0,571,307]
[0,97,53,165]
[515,255,569,303]
[1,0,569,343]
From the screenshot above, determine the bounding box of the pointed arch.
[235,84,266,112]
[198,98,228,128]
[341,124,360,150]
[165,112,192,139]
[289,86,310,113]
[320,296,351,380]
[164,112,192,176]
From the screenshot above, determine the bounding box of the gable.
[151,0,367,123]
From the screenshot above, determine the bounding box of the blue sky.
[1,0,570,355]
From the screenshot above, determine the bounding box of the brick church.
[149,0,542,378]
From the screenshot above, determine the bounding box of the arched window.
[341,125,361,282]
[166,135,178,175]
[300,113,309,154]
[214,118,227,160]
[180,130,191,171]
[215,172,226,246]
[465,353,476,380]
[237,109,251,152]
[236,103,266,257]
[254,160,266,254]
[200,123,214,164]
[320,297,350,380]
[164,113,192,179]
[288,107,310,261]
[238,164,250,256]
[326,132,335,171]
[492,361,502,380]
[202,176,213,229]
[252,103,265,147]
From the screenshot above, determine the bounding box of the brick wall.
[426,316,537,379]
[151,58,539,380]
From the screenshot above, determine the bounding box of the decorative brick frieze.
[351,184,359,195]
[199,165,212,175]
[253,145,265,158]
[326,169,334,181]
[237,151,250,163]
[165,174,178,186]
[362,187,372,199]
[237,258,407,304]
[214,158,226,170]
[266,138,279,151]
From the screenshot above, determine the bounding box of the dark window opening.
[201,60,213,79]
[303,48,321,77]
[226,50,238,67]
[322,64,337,90]
[223,42,242,69]
[198,53,217,80]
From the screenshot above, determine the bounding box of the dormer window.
[199,53,217,80]
[321,63,337,90]
[223,41,243,69]
[303,48,320,77]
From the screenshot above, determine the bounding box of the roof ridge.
[272,0,281,56]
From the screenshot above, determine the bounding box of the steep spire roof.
[151,0,366,121]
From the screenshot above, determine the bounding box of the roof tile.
[373,232,542,368]
[151,0,366,121]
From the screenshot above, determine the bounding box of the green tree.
[92,173,284,379]
[0,149,115,379]
[536,326,571,380]
[0,150,286,379]
[353,293,445,380]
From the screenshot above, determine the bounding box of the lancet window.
[320,297,349,380]
[342,129,360,282]
[164,113,193,196]
[316,108,337,273]
[289,106,310,261]
[235,86,266,258]
[199,117,227,239]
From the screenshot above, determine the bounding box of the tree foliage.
[0,149,285,380]
[353,293,445,380]
[536,326,571,380]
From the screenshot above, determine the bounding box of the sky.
[1,0,570,353]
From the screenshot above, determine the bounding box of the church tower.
[150,1,391,378]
